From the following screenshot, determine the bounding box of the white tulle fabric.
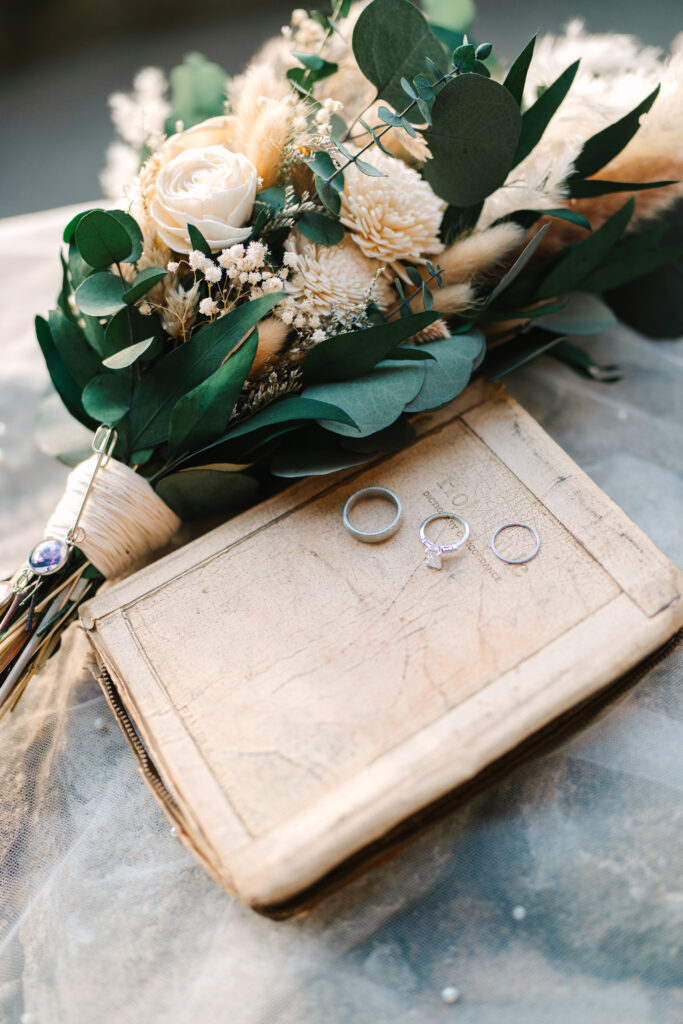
[1,207,682,1024]
[44,455,181,579]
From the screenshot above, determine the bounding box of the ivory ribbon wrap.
[45,456,181,579]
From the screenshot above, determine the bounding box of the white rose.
[160,115,236,161]
[150,144,258,253]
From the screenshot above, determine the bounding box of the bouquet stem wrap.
[45,457,181,580]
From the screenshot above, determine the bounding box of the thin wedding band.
[343,487,402,544]
[419,513,470,553]
[491,522,540,564]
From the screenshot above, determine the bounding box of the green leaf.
[306,149,339,180]
[315,176,342,216]
[571,86,660,181]
[352,0,447,115]
[34,316,96,429]
[128,293,283,449]
[48,308,101,387]
[354,156,386,176]
[102,305,162,359]
[378,104,404,127]
[297,211,344,246]
[421,0,474,32]
[156,468,259,520]
[484,223,552,307]
[221,396,357,440]
[168,330,259,457]
[549,340,622,382]
[567,178,675,199]
[404,333,484,412]
[486,329,567,379]
[187,223,212,256]
[513,60,579,167]
[502,36,536,106]
[535,199,634,300]
[425,75,522,207]
[102,337,155,369]
[304,359,425,437]
[63,208,98,244]
[302,311,440,384]
[75,210,132,269]
[271,431,372,478]
[494,208,591,232]
[254,187,286,215]
[74,272,126,316]
[582,238,683,294]
[122,267,167,304]
[168,52,226,130]
[387,346,436,361]
[107,210,144,263]
[82,374,131,425]
[534,292,617,335]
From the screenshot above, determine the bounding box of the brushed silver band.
[343,487,402,544]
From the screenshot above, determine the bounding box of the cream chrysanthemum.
[279,232,393,331]
[340,149,445,271]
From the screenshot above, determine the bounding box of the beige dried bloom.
[250,317,290,374]
[339,149,445,271]
[159,280,200,340]
[279,232,393,330]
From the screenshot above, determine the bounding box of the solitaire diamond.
[425,546,442,570]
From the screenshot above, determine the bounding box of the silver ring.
[491,522,540,564]
[343,486,402,544]
[419,513,470,569]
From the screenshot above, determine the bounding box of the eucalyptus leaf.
[352,0,447,116]
[303,359,425,437]
[271,430,373,477]
[103,304,163,359]
[156,468,259,520]
[221,396,357,440]
[494,208,591,232]
[102,337,155,369]
[74,272,126,316]
[512,60,579,167]
[75,210,132,269]
[48,308,102,387]
[425,75,521,207]
[122,267,167,304]
[168,330,258,457]
[82,374,131,425]
[302,311,439,384]
[107,210,144,263]
[34,315,96,429]
[404,333,484,412]
[583,239,683,294]
[128,292,282,449]
[297,211,344,246]
[315,176,342,216]
[63,209,98,245]
[534,292,617,335]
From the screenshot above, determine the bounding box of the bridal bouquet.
[2,0,682,710]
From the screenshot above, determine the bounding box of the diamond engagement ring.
[419,513,470,570]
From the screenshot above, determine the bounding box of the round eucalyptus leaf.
[425,75,522,207]
[74,272,126,316]
[75,210,133,268]
[82,374,131,425]
[107,210,144,263]
[303,360,425,437]
[102,337,155,370]
[404,333,483,413]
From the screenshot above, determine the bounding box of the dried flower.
[340,149,445,271]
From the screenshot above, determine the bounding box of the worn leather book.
[80,381,683,916]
